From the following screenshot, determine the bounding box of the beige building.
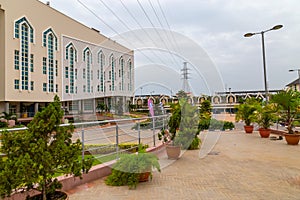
[0,0,134,118]
[286,79,300,92]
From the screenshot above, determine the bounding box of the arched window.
[110,54,115,91]
[119,57,124,91]
[42,28,58,93]
[65,43,77,94]
[128,59,133,91]
[14,17,34,91]
[98,51,105,92]
[83,47,92,93]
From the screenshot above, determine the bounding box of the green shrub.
[105,146,160,189]
[198,119,235,131]
[198,119,210,131]
[223,121,235,130]
[209,119,224,130]
[84,143,149,154]
[292,120,300,127]
[188,137,201,150]
[0,121,7,128]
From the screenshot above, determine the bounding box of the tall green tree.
[0,95,92,200]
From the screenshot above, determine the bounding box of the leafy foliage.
[0,121,8,128]
[105,146,161,189]
[174,98,200,149]
[167,103,181,139]
[235,98,260,126]
[0,95,92,200]
[96,103,106,113]
[271,89,300,133]
[199,100,212,120]
[198,118,234,131]
[188,137,201,150]
[0,112,17,121]
[254,103,277,129]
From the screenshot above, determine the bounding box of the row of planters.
[235,89,300,145]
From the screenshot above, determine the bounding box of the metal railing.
[0,114,169,163]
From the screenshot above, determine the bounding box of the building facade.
[133,89,282,114]
[0,0,134,118]
[286,79,300,91]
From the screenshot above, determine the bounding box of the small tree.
[175,98,200,149]
[199,100,212,120]
[271,90,300,134]
[0,95,92,200]
[198,100,212,131]
[96,103,106,113]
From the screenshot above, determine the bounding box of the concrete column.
[92,98,96,114]
[34,103,39,114]
[78,100,82,114]
[4,102,9,113]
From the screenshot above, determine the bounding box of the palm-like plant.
[271,89,300,134]
[235,98,260,126]
[254,103,277,129]
[0,112,16,121]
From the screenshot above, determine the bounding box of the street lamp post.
[289,69,300,91]
[244,24,283,103]
[229,87,232,116]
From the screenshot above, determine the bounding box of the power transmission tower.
[181,62,191,94]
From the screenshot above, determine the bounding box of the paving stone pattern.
[68,131,300,200]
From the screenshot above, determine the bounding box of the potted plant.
[175,98,200,150]
[96,102,106,114]
[0,112,17,127]
[254,103,277,138]
[0,96,92,200]
[105,146,161,189]
[162,101,182,159]
[271,89,300,145]
[235,98,260,133]
[159,97,200,159]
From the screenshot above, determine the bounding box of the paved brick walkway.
[68,131,300,200]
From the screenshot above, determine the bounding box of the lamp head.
[244,33,254,37]
[271,25,283,30]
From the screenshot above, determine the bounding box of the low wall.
[58,160,115,191]
[5,143,166,200]
[270,129,285,135]
[59,143,165,191]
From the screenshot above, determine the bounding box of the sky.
[39,0,300,96]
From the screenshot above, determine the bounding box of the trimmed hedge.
[84,143,149,155]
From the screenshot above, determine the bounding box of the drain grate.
[208,151,220,155]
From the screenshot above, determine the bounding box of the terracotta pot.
[284,134,300,145]
[139,171,151,182]
[8,120,15,127]
[166,144,181,159]
[258,128,271,138]
[244,125,254,133]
